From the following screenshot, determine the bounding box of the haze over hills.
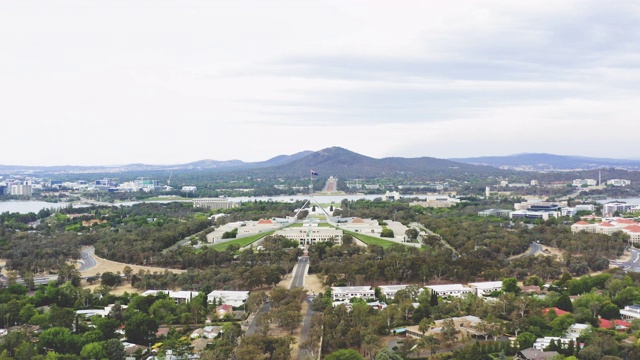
[451,153,640,171]
[0,147,503,179]
[4,149,639,179]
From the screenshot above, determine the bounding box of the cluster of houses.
[330,281,504,304]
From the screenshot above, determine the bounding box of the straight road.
[290,256,309,289]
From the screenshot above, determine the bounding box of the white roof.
[426,284,469,291]
[468,281,503,289]
[207,290,250,299]
[378,285,410,291]
[570,323,590,330]
[331,286,373,293]
[141,290,199,299]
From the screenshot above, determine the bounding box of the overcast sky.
[2,0,640,166]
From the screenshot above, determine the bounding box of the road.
[77,246,98,272]
[526,242,544,256]
[289,256,318,360]
[290,256,309,289]
[611,247,640,272]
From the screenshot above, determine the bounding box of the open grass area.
[210,230,276,251]
[343,230,397,248]
[287,222,332,228]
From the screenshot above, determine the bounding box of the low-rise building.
[378,285,422,300]
[193,198,237,210]
[620,304,640,320]
[607,179,631,187]
[426,284,472,298]
[468,281,503,298]
[190,326,223,339]
[141,290,200,304]
[331,286,376,302]
[478,209,511,218]
[533,337,575,351]
[207,290,250,307]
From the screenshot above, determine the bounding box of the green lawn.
[343,230,397,248]
[287,222,332,228]
[210,230,276,251]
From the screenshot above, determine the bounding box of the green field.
[287,222,332,228]
[210,230,276,251]
[343,230,397,248]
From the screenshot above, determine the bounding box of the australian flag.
[310,170,319,176]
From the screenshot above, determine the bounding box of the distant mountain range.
[0,147,501,179]
[3,149,638,179]
[451,153,640,171]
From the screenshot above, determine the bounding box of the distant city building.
[382,191,401,201]
[572,179,597,187]
[193,198,237,210]
[530,180,539,186]
[182,185,197,192]
[478,209,511,218]
[9,184,32,196]
[510,210,559,220]
[410,197,460,208]
[602,202,639,216]
[607,179,631,187]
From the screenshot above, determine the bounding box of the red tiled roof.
[216,304,233,312]
[624,225,640,233]
[599,318,630,329]
[542,307,569,316]
[598,222,614,227]
[615,219,636,224]
[351,217,366,224]
[257,219,273,225]
[573,221,590,225]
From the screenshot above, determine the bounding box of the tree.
[39,327,81,354]
[418,317,432,336]
[324,349,364,360]
[100,272,122,287]
[125,313,158,345]
[375,348,402,360]
[440,318,459,347]
[555,294,574,313]
[103,339,126,360]
[80,342,107,360]
[502,278,521,295]
[405,228,419,242]
[380,229,394,238]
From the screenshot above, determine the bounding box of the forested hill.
[243,146,509,180]
[451,153,640,170]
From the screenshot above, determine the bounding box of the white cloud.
[1,0,640,165]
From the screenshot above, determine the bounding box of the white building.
[141,290,200,304]
[190,326,223,339]
[567,323,590,339]
[378,285,423,300]
[620,305,640,320]
[273,227,342,246]
[331,286,376,302]
[533,337,575,351]
[572,179,597,187]
[382,191,401,201]
[207,290,250,307]
[572,219,640,245]
[509,210,559,220]
[602,202,639,216]
[426,284,472,298]
[468,281,503,298]
[330,217,382,234]
[607,179,631,187]
[193,198,237,210]
[9,184,32,196]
